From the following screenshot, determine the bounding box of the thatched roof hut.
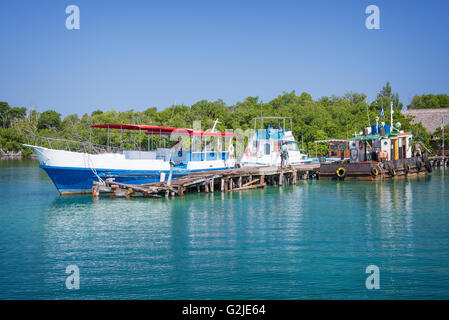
[401,108,449,133]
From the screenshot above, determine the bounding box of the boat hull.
[318,158,431,180]
[41,165,168,194]
[42,165,232,194]
[23,145,234,194]
[239,159,313,167]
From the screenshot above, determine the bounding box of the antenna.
[211,119,221,133]
[366,103,371,126]
[390,101,394,129]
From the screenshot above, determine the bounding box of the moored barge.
[319,121,432,180]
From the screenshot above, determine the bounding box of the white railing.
[24,131,124,154]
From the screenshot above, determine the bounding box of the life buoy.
[371,167,379,176]
[389,168,396,177]
[228,144,234,156]
[245,147,250,157]
[350,149,358,162]
[358,141,363,150]
[336,167,346,178]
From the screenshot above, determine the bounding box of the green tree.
[408,94,449,109]
[0,102,11,128]
[38,110,62,130]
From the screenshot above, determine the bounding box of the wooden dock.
[429,156,449,167]
[92,163,320,199]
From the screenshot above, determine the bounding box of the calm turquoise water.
[0,159,448,299]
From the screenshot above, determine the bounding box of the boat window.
[124,150,157,160]
[265,143,270,155]
[287,142,299,151]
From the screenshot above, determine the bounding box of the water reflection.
[2,162,449,299]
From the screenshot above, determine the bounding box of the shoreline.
[0,150,37,160]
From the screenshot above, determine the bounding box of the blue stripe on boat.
[40,165,233,194]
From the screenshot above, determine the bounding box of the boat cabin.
[239,117,311,167]
[90,123,237,168]
[349,123,413,163]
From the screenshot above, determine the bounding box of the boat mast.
[211,119,220,133]
[390,101,394,129]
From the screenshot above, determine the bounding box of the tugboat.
[238,117,312,167]
[319,116,432,180]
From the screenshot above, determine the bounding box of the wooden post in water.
[92,185,99,199]
[109,185,118,198]
[279,172,283,186]
[210,179,214,192]
[221,178,225,192]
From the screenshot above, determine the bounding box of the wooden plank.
[143,192,162,198]
[229,183,267,192]
[242,178,260,187]
[105,181,159,194]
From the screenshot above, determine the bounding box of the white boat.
[238,117,312,167]
[25,124,236,194]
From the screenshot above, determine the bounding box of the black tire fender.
[336,167,346,178]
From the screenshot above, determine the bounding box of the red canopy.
[90,124,236,137]
[190,131,236,137]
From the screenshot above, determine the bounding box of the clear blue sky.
[1,0,448,116]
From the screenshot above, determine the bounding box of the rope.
[87,153,105,185]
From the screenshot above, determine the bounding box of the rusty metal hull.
[319,158,430,180]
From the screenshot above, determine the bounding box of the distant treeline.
[408,94,449,109]
[1,82,448,157]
